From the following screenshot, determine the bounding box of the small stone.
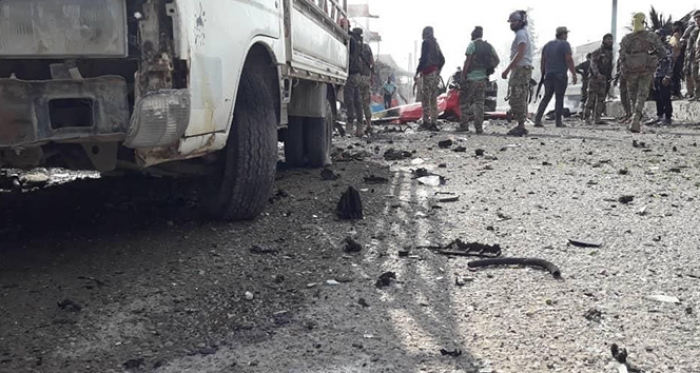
[475,149,485,157]
[306,283,318,288]
[326,280,340,286]
[244,291,254,301]
[358,298,370,308]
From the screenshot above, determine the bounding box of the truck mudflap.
[0,76,130,147]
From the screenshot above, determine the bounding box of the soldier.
[534,26,577,128]
[502,10,534,136]
[619,12,666,133]
[459,26,500,133]
[353,27,375,136]
[415,26,445,131]
[576,53,592,107]
[344,28,364,136]
[584,34,614,125]
[682,21,698,99]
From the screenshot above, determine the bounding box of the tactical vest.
[623,32,658,74]
[594,48,613,79]
[469,40,498,75]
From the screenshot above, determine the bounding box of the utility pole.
[611,0,618,58]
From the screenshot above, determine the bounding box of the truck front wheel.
[207,69,277,220]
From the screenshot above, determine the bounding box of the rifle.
[531,75,544,103]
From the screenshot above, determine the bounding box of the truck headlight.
[125,90,191,149]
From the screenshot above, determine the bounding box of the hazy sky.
[349,0,696,76]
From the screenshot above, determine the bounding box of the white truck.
[0,0,350,220]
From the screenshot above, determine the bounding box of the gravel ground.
[1,118,699,373]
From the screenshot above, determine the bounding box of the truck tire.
[208,69,277,220]
[304,100,334,168]
[284,116,305,167]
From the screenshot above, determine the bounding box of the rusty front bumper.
[0,76,130,148]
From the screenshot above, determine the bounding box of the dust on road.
[1,120,699,373]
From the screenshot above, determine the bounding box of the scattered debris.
[398,250,410,257]
[384,149,413,161]
[619,169,629,175]
[427,239,502,258]
[337,187,363,220]
[669,167,682,173]
[321,168,340,181]
[244,291,255,301]
[542,161,552,166]
[453,146,467,153]
[611,344,644,373]
[438,139,454,148]
[57,299,82,313]
[568,239,602,248]
[632,140,646,148]
[468,257,562,279]
[198,347,217,355]
[672,146,678,152]
[343,237,363,253]
[438,163,447,168]
[249,245,278,255]
[584,308,603,322]
[123,358,145,370]
[645,294,680,304]
[438,196,460,203]
[364,175,389,184]
[375,272,396,288]
[637,206,648,216]
[497,211,512,221]
[326,279,340,286]
[475,149,485,157]
[417,176,443,187]
[618,195,634,204]
[358,298,370,308]
[439,349,463,357]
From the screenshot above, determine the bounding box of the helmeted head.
[632,12,646,33]
[603,33,613,48]
[471,26,484,40]
[555,26,569,40]
[422,26,434,40]
[508,10,527,31]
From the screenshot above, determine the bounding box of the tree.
[525,7,540,56]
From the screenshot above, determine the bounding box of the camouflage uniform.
[358,74,372,123]
[357,42,374,134]
[344,74,364,129]
[684,26,699,97]
[508,66,533,124]
[620,30,666,131]
[421,70,440,124]
[460,79,486,131]
[585,46,613,124]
